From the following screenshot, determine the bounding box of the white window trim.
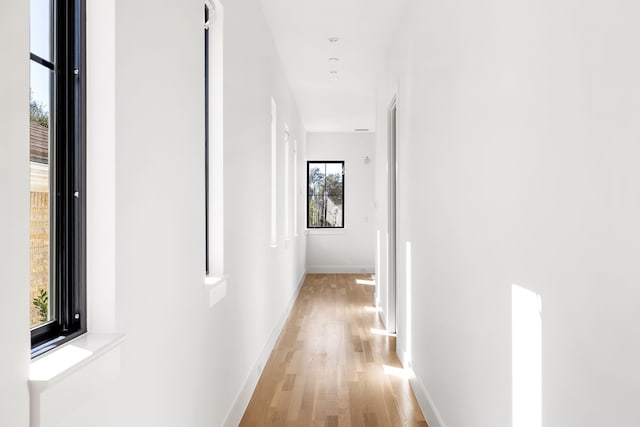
[204,0,228,303]
[305,228,347,235]
[284,125,291,241]
[270,97,278,248]
[29,334,125,427]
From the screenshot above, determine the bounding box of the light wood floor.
[240,274,428,427]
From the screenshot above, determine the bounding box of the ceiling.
[259,0,408,132]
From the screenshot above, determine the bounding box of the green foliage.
[309,199,319,226]
[325,173,343,206]
[30,94,49,128]
[309,167,324,193]
[33,288,48,322]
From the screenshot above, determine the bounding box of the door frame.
[386,95,398,333]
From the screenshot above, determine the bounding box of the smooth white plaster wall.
[0,1,31,426]
[0,0,306,425]
[306,132,376,274]
[112,0,306,425]
[377,0,640,426]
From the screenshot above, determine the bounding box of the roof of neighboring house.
[30,121,49,164]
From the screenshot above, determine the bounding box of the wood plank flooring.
[240,274,428,427]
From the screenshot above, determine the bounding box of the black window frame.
[306,161,345,229]
[204,1,212,276]
[30,0,87,358]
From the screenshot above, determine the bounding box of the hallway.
[240,274,427,426]
[4,0,640,425]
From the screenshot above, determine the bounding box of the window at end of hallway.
[307,161,344,229]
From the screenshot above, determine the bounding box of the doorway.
[387,97,398,333]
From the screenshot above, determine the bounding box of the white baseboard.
[407,366,447,427]
[306,265,374,274]
[223,271,306,426]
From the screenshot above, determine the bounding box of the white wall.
[0,1,30,426]
[306,132,376,274]
[378,0,640,426]
[0,0,306,425]
[110,0,307,424]
[219,0,307,421]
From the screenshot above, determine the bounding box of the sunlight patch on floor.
[370,328,396,337]
[383,364,409,379]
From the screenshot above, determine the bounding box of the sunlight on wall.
[512,284,542,427]
[293,139,298,236]
[405,241,412,367]
[375,230,381,307]
[30,345,93,381]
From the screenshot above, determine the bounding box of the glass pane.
[30,61,52,328]
[308,163,325,227]
[30,0,52,62]
[325,164,343,227]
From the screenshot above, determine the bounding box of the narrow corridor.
[240,274,427,426]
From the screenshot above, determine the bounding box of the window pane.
[325,164,343,227]
[308,163,325,227]
[30,61,52,328]
[30,0,52,62]
[30,62,51,119]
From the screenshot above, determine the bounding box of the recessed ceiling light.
[328,37,340,44]
[329,70,339,80]
[328,57,339,62]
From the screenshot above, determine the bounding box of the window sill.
[305,228,346,235]
[205,274,228,307]
[29,333,125,427]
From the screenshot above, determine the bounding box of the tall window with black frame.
[307,161,344,228]
[204,0,211,275]
[29,0,87,357]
